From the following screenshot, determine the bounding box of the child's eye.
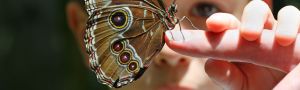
[191,3,220,18]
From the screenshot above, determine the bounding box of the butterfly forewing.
[84,0,173,88]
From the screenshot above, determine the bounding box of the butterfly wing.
[84,0,167,88]
[84,0,167,15]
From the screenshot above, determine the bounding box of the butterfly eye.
[192,3,220,18]
[127,61,139,73]
[109,9,129,29]
[119,51,131,64]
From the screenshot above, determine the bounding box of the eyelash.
[190,3,222,18]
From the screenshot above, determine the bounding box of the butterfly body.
[84,0,178,88]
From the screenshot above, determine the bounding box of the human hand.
[205,59,285,90]
[164,0,300,89]
[165,0,300,73]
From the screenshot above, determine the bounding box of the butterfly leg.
[178,20,186,41]
[179,16,200,30]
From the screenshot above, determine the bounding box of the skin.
[165,0,300,90]
[67,0,300,90]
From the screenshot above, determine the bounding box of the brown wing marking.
[85,0,170,87]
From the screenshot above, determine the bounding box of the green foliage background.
[0,0,109,90]
[0,0,298,90]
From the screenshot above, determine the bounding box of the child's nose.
[154,45,190,67]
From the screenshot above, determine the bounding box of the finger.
[205,59,244,90]
[275,6,300,46]
[274,63,300,90]
[165,29,300,72]
[240,0,276,41]
[206,13,240,33]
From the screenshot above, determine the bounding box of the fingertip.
[164,30,215,57]
[206,13,227,33]
[275,5,300,47]
[278,6,300,14]
[164,30,193,52]
[241,0,271,41]
[240,27,261,41]
[276,35,296,46]
[206,13,240,33]
[164,31,178,50]
[247,0,269,9]
[165,30,174,42]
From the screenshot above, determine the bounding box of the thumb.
[205,59,244,90]
[274,63,300,90]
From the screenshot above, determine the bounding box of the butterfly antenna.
[179,16,200,30]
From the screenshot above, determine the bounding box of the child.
[66,0,300,89]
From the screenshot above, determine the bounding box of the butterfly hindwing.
[84,0,168,88]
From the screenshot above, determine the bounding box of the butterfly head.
[165,0,179,29]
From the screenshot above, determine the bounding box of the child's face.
[117,0,248,90]
[67,0,248,90]
[175,0,247,29]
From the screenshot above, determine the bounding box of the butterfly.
[84,0,179,88]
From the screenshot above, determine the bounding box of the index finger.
[165,29,300,72]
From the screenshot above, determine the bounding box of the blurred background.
[0,0,109,90]
[0,0,299,90]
